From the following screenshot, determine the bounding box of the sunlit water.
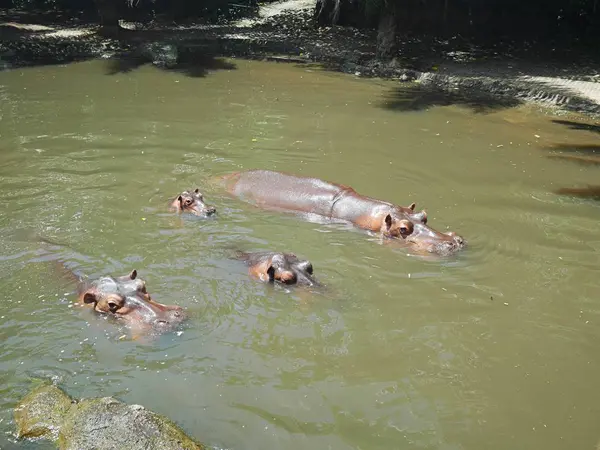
[1,58,599,450]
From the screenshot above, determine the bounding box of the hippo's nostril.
[451,236,465,248]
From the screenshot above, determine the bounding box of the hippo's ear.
[129,269,137,280]
[384,214,393,230]
[266,265,276,283]
[296,260,313,275]
[408,203,416,211]
[83,291,97,305]
[194,188,200,194]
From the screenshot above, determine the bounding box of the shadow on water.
[554,185,600,200]
[544,140,600,201]
[551,119,600,134]
[543,143,600,185]
[547,154,600,166]
[545,142,600,167]
[544,143,600,155]
[380,84,522,113]
[105,44,236,77]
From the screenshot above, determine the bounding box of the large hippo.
[76,269,186,339]
[14,381,205,449]
[169,188,216,217]
[220,170,465,256]
[235,251,319,286]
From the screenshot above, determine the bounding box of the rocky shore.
[14,381,205,449]
[1,0,600,117]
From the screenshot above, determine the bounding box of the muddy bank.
[1,3,600,117]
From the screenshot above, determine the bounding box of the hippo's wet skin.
[78,269,185,338]
[236,251,320,287]
[220,170,465,256]
[169,188,216,217]
[14,382,205,449]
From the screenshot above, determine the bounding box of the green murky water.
[1,58,599,450]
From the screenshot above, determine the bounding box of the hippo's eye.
[107,301,120,313]
[400,226,409,235]
[185,199,193,206]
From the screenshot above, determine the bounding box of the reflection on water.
[1,59,600,450]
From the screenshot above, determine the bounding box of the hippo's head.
[382,212,465,256]
[265,253,319,287]
[79,270,185,334]
[173,189,216,217]
[238,251,320,287]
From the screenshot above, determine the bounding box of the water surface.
[1,59,599,450]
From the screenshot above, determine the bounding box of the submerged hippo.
[219,170,465,256]
[235,251,319,287]
[77,269,186,338]
[169,188,216,217]
[14,382,205,449]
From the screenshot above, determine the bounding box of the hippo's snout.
[446,231,466,248]
[407,223,466,256]
[158,306,185,323]
[151,308,185,330]
[432,232,466,255]
[191,204,216,217]
[453,235,465,247]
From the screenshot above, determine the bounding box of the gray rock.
[14,382,205,450]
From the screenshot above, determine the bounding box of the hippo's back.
[225,170,345,215]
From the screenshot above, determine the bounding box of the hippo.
[219,170,465,256]
[32,235,186,339]
[169,189,216,217]
[235,251,319,287]
[77,269,186,338]
[219,170,427,224]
